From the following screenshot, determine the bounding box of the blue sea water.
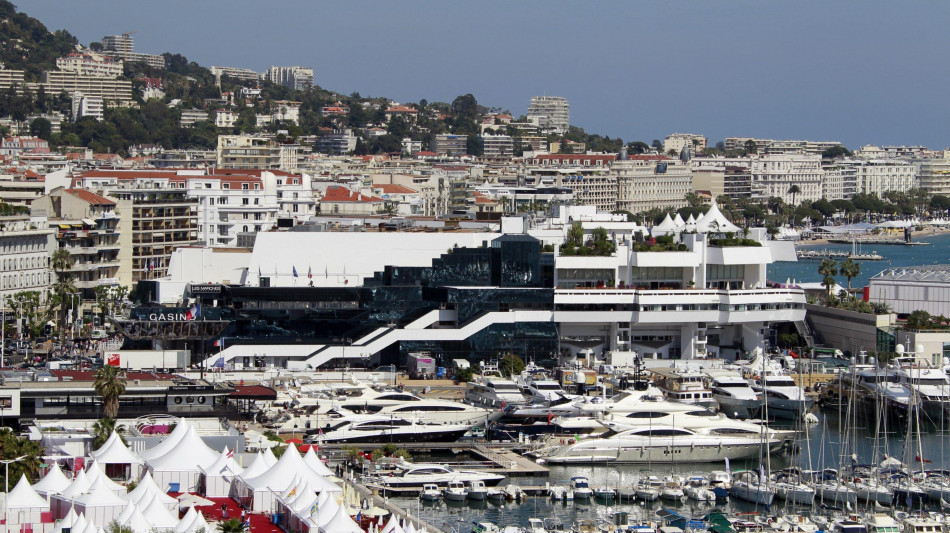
[768,231,950,288]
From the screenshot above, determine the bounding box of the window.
[223,184,230,190]
[242,184,249,190]
[242,199,249,205]
[254,198,259,205]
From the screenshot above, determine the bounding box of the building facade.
[56,52,123,78]
[916,157,950,196]
[749,153,822,204]
[0,215,54,307]
[527,96,570,134]
[262,66,313,91]
[614,156,692,213]
[664,133,707,157]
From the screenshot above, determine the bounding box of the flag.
[214,339,222,347]
[212,357,225,368]
[355,511,361,522]
[147,260,154,272]
[547,411,553,425]
[185,303,200,320]
[227,449,234,458]
[308,266,312,279]
[309,500,318,515]
[293,266,298,278]
[725,457,731,477]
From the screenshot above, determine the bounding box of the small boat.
[419,483,442,502]
[594,486,617,501]
[659,477,685,501]
[707,470,731,500]
[486,488,506,503]
[730,470,774,506]
[443,480,467,502]
[635,478,660,501]
[504,484,527,503]
[684,476,716,501]
[570,476,593,500]
[549,485,566,501]
[617,488,637,502]
[467,480,488,500]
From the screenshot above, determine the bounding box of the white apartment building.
[664,133,707,157]
[724,137,842,156]
[0,215,55,306]
[401,138,423,155]
[179,109,210,127]
[56,52,123,78]
[527,154,618,212]
[820,161,858,201]
[432,134,467,156]
[214,110,238,129]
[101,34,165,69]
[749,153,822,204]
[614,156,692,213]
[272,101,301,124]
[263,66,313,91]
[916,157,950,196]
[217,135,297,170]
[481,134,515,158]
[527,96,570,134]
[187,174,278,246]
[846,159,918,197]
[210,66,261,84]
[71,92,103,121]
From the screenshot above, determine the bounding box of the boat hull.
[547,442,766,464]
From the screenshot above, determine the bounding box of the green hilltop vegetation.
[0,1,631,156]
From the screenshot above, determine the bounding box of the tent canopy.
[90,431,143,465]
[32,463,71,496]
[6,474,49,509]
[138,418,189,462]
[146,425,219,472]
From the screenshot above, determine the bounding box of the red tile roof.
[386,105,418,113]
[65,188,115,205]
[532,154,618,162]
[321,185,383,203]
[373,184,417,194]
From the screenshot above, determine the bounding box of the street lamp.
[2,455,26,529]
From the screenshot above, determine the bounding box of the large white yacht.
[539,424,779,464]
[305,413,472,444]
[650,367,717,409]
[751,373,813,419]
[465,377,529,409]
[521,378,573,404]
[373,461,505,488]
[708,372,761,419]
[891,356,950,419]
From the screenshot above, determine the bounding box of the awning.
[229,385,277,400]
[57,224,71,229]
[81,218,96,226]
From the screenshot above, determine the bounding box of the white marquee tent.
[5,473,51,527]
[198,446,244,497]
[89,431,144,481]
[128,470,178,511]
[233,445,341,512]
[146,425,220,492]
[72,475,128,526]
[138,418,189,462]
[32,463,71,499]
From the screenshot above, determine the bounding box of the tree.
[94,365,126,419]
[92,417,125,449]
[0,428,43,488]
[818,259,839,298]
[51,248,75,339]
[787,184,801,207]
[839,258,861,292]
[451,94,478,121]
[822,145,852,159]
[466,134,483,156]
[499,354,525,378]
[29,117,51,140]
[217,519,245,533]
[905,310,933,330]
[744,139,757,154]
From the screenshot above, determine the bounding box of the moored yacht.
[650,367,718,409]
[305,413,471,444]
[709,373,760,419]
[539,424,779,464]
[752,373,813,419]
[374,462,505,488]
[465,377,527,409]
[892,356,950,419]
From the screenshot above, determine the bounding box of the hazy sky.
[17,1,950,149]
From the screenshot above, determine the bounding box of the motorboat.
[443,480,467,501]
[505,386,696,419]
[832,520,868,533]
[570,476,593,499]
[594,486,617,501]
[707,470,731,499]
[849,366,912,416]
[304,413,472,444]
[374,461,505,488]
[752,373,813,419]
[521,377,573,405]
[650,367,718,409]
[486,488,506,503]
[684,476,716,501]
[730,470,774,506]
[709,373,760,419]
[902,517,946,533]
[892,356,950,420]
[467,480,487,500]
[866,514,901,533]
[771,469,815,506]
[539,424,780,464]
[419,483,441,501]
[369,399,493,426]
[635,478,659,501]
[465,377,528,409]
[659,476,685,501]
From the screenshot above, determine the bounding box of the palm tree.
[92,417,125,449]
[0,428,43,487]
[787,184,801,208]
[839,258,861,293]
[94,365,126,419]
[51,248,75,339]
[818,259,839,298]
[217,519,244,533]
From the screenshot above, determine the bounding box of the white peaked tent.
[51,469,91,518]
[89,431,144,481]
[146,425,220,492]
[81,520,98,533]
[653,213,677,235]
[290,483,317,515]
[72,474,128,526]
[140,493,178,531]
[5,473,50,526]
[128,470,178,511]
[33,463,71,499]
[313,490,341,529]
[118,504,151,533]
[138,418,189,462]
[685,214,697,231]
[262,446,279,466]
[321,504,363,533]
[673,212,686,228]
[85,459,127,496]
[174,506,198,533]
[235,445,341,512]
[238,451,272,480]
[695,200,740,233]
[406,521,418,533]
[380,514,406,533]
[115,502,137,527]
[70,512,88,533]
[302,447,333,476]
[198,446,244,498]
[52,506,78,533]
[279,474,302,500]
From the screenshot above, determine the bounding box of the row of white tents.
[652,202,741,236]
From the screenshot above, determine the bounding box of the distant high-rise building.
[263,66,314,91]
[527,96,570,134]
[101,34,165,69]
